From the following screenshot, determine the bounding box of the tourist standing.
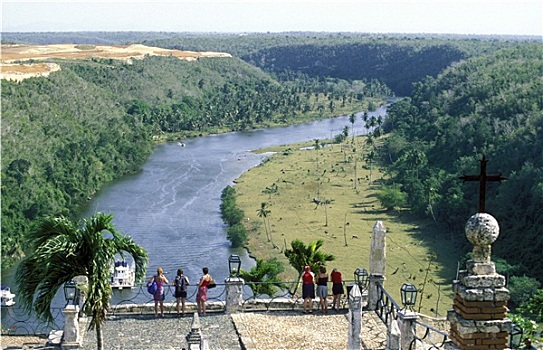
[302,265,315,314]
[330,268,344,311]
[147,267,169,318]
[174,268,190,316]
[196,267,212,316]
[316,265,329,313]
[522,338,537,350]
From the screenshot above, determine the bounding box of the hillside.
[379,44,543,282]
[1,40,387,268]
[1,44,231,81]
[2,33,540,288]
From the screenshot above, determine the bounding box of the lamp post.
[354,267,369,292]
[226,254,243,314]
[63,280,79,307]
[400,283,417,310]
[228,254,241,276]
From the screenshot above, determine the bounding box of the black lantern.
[509,323,523,349]
[228,254,241,276]
[63,280,77,306]
[400,283,417,309]
[354,268,369,291]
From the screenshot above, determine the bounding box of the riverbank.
[233,135,460,316]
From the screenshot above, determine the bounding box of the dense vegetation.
[378,43,543,282]
[2,32,541,294]
[1,43,387,267]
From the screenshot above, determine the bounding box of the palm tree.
[16,213,148,350]
[284,239,335,296]
[314,198,333,227]
[349,113,356,143]
[313,139,321,173]
[238,258,286,297]
[257,202,271,242]
[365,150,376,184]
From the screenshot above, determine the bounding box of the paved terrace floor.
[2,310,387,350]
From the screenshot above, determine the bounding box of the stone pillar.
[225,277,244,314]
[368,221,387,311]
[368,274,385,311]
[61,305,81,349]
[447,213,512,350]
[73,275,88,317]
[398,310,418,350]
[348,284,363,350]
[186,312,208,350]
[370,221,386,276]
[387,320,401,350]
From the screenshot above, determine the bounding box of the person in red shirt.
[330,268,344,311]
[301,266,315,313]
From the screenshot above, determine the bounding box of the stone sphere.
[465,213,499,246]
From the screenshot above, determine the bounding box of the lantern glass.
[354,268,369,290]
[63,280,77,305]
[509,323,523,349]
[228,254,241,276]
[400,283,417,307]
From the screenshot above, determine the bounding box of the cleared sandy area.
[1,44,232,81]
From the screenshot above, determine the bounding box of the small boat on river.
[109,260,135,289]
[1,286,16,307]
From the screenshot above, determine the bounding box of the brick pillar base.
[447,213,512,350]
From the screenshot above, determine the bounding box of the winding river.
[2,107,387,297]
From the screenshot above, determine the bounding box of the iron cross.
[459,155,506,213]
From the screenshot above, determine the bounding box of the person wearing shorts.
[316,265,329,313]
[174,268,190,316]
[330,268,344,311]
[301,266,315,313]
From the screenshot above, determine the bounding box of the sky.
[2,1,542,36]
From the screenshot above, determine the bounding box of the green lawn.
[234,136,465,316]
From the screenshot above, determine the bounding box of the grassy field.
[233,135,464,317]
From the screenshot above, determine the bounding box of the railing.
[374,281,401,326]
[374,282,450,349]
[410,320,449,350]
[1,306,64,336]
[108,283,226,315]
[240,280,352,312]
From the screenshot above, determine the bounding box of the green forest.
[378,43,543,280]
[2,32,541,302]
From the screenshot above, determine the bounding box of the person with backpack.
[147,267,169,318]
[174,268,190,316]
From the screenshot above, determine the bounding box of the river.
[1,107,387,299]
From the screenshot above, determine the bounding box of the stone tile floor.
[1,310,387,350]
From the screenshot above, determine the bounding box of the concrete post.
[61,305,81,349]
[398,310,418,350]
[348,284,362,350]
[370,221,386,276]
[387,320,401,350]
[368,273,385,311]
[73,275,88,317]
[186,312,206,350]
[369,221,387,311]
[225,277,244,314]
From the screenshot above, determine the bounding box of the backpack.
[175,275,187,293]
[147,280,157,295]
